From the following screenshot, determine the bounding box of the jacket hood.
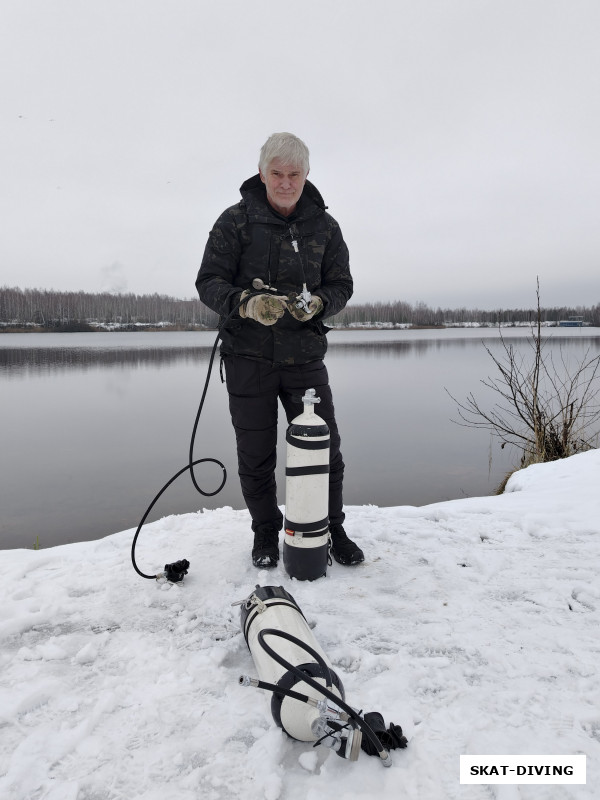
[239,174,326,223]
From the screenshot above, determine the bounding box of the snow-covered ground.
[1,451,599,800]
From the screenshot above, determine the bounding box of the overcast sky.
[2,0,599,309]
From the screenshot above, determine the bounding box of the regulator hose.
[239,675,317,707]
[257,627,334,689]
[130,292,257,580]
[256,628,390,762]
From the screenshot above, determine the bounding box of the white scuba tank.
[283,388,330,580]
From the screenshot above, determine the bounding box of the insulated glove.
[359,712,408,756]
[239,291,288,326]
[286,294,324,322]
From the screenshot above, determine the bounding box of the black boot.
[251,524,279,568]
[329,524,364,566]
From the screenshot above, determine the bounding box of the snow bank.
[1,451,599,799]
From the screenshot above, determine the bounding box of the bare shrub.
[449,282,600,471]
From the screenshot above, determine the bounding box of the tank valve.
[301,388,320,407]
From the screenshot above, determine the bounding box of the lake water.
[1,327,599,550]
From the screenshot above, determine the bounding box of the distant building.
[558,316,584,327]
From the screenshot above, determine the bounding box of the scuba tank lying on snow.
[236,585,408,765]
[284,389,330,581]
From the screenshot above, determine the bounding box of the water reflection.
[330,334,600,358]
[1,330,598,550]
[0,346,216,375]
[0,337,475,373]
[3,332,597,375]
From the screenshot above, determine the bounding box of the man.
[196,132,364,569]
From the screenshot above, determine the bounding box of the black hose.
[245,677,314,706]
[187,327,226,498]
[130,294,254,579]
[130,457,225,579]
[256,629,387,759]
[258,628,333,688]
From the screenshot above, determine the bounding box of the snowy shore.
[1,451,599,799]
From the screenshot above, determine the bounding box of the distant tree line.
[328,300,600,327]
[0,287,218,329]
[1,286,599,329]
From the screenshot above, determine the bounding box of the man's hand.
[286,295,324,322]
[239,291,288,326]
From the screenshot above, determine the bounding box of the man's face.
[259,158,307,216]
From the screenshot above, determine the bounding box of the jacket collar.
[239,174,326,224]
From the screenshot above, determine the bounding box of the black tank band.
[286,431,329,450]
[285,465,330,477]
[284,516,329,534]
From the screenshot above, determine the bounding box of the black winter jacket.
[195,175,353,366]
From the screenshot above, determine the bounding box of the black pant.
[223,355,345,532]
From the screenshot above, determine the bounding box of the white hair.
[258,132,310,176]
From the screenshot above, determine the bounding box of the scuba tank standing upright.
[284,388,330,580]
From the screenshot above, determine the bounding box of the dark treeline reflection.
[329,334,600,359]
[0,337,492,374]
[0,338,470,374]
[3,334,598,375]
[328,338,482,358]
[0,346,214,375]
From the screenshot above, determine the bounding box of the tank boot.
[251,524,279,568]
[329,524,364,566]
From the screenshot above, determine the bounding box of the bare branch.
[448,281,600,470]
